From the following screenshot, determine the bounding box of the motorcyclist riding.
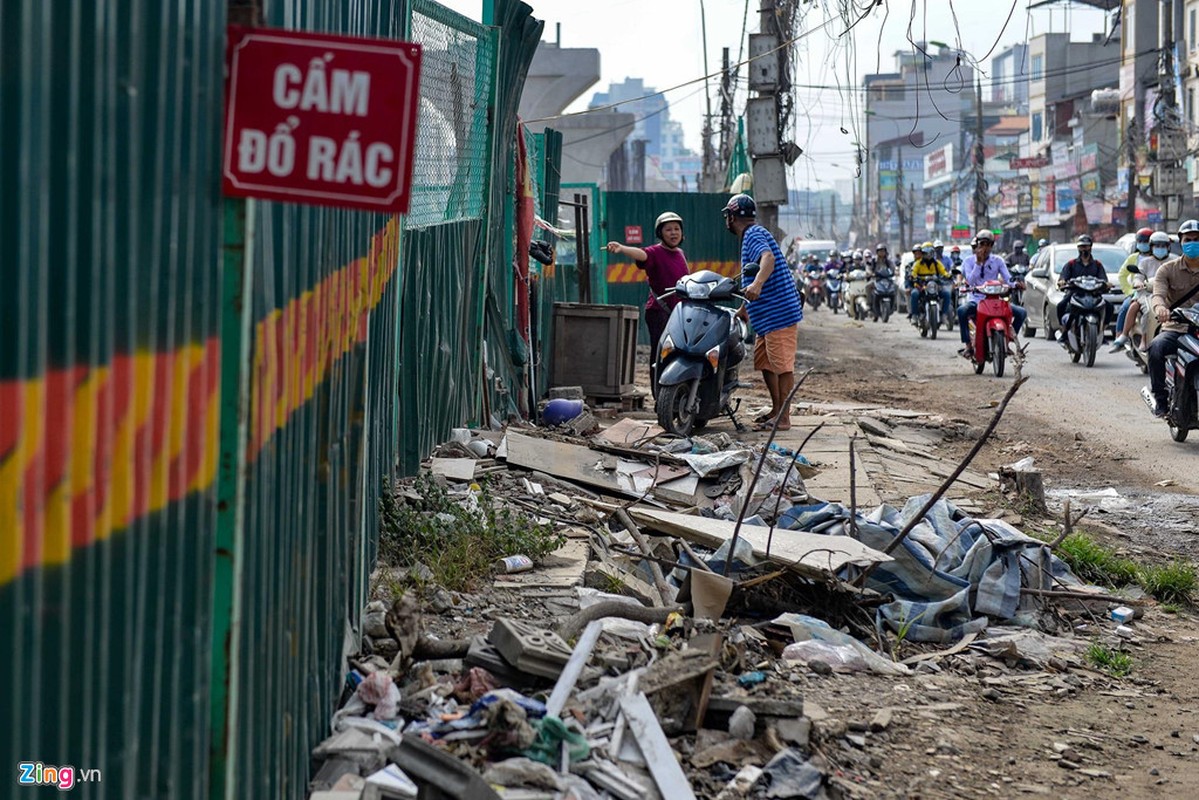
[1007,240,1030,269]
[949,245,963,269]
[933,239,953,273]
[1147,219,1199,418]
[909,242,951,323]
[1055,234,1109,338]
[1114,227,1155,335]
[956,229,1027,356]
[1111,230,1171,353]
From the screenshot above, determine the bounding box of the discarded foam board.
[429,458,476,482]
[628,507,891,577]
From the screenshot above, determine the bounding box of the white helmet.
[654,211,683,238]
[933,239,944,248]
[1149,231,1171,246]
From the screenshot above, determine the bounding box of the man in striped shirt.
[723,194,803,431]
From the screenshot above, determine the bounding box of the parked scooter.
[913,277,943,340]
[825,268,844,314]
[653,268,752,436]
[967,280,1016,378]
[1140,306,1199,442]
[1123,273,1159,375]
[846,268,871,321]
[872,264,897,323]
[1060,275,1108,368]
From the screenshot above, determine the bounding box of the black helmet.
[1076,234,1093,246]
[722,193,757,219]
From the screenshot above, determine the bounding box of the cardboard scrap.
[628,507,891,577]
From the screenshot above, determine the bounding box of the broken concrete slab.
[494,539,589,590]
[627,507,892,578]
[501,432,640,497]
[429,458,476,482]
[595,417,665,447]
[638,648,720,735]
[489,619,574,679]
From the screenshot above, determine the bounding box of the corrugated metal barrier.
[1,0,554,797]
[602,191,742,343]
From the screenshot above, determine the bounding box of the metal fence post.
[209,197,255,800]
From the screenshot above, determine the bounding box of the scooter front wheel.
[990,329,1006,378]
[1083,321,1098,368]
[656,382,698,437]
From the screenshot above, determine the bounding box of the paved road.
[802,307,1199,493]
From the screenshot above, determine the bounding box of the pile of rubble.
[308,405,1150,800]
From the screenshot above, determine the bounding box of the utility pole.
[972,78,989,234]
[716,47,733,190]
[830,195,837,242]
[895,146,907,247]
[746,0,796,239]
[1155,0,1184,231]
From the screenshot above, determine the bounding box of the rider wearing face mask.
[1114,228,1155,335]
[1111,230,1171,353]
[1147,219,1199,417]
[1055,234,1109,336]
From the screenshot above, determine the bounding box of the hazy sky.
[438,1,1113,190]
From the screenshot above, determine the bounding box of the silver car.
[1021,243,1125,340]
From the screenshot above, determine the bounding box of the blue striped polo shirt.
[741,224,803,334]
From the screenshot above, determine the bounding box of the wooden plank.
[429,458,476,482]
[627,507,890,577]
[620,693,697,800]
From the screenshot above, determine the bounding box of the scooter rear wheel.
[1169,418,1189,442]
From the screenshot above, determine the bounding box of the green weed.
[1086,643,1133,677]
[1055,534,1140,587]
[378,475,565,592]
[1139,561,1197,606]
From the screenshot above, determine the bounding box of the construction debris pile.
[309,410,1149,800]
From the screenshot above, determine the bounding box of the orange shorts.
[753,323,798,373]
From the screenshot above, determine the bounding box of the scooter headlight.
[705,346,721,370]
[660,335,675,362]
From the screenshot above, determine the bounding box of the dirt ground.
[684,307,1199,799]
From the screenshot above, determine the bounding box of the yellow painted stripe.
[0,379,43,584]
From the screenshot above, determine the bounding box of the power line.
[524,12,845,123]
[559,85,708,147]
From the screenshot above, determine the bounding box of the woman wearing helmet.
[607,211,691,382]
[1111,230,1172,352]
[1115,228,1158,337]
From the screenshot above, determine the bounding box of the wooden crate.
[551,303,640,398]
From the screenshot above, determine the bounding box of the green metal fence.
[1,0,552,797]
[1,1,226,797]
[602,191,741,342]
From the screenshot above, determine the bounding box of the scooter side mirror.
[742,263,761,279]
[1030,267,1049,279]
